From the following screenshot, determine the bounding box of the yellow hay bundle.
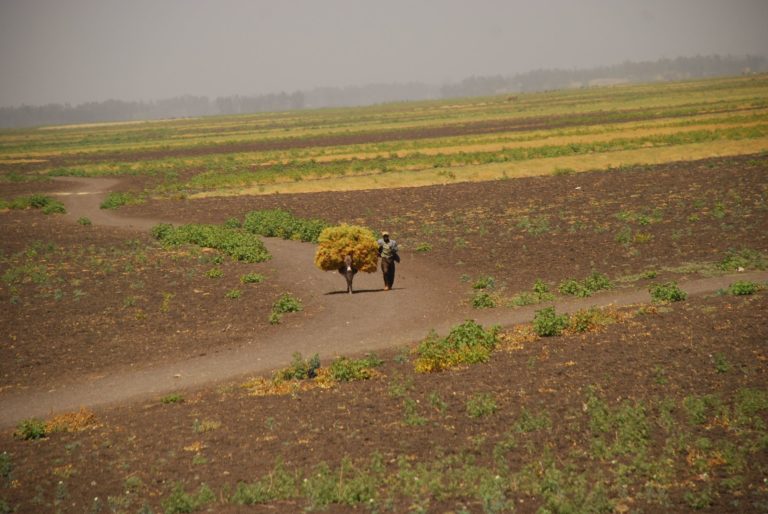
[314,225,379,273]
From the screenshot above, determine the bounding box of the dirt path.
[2,177,766,428]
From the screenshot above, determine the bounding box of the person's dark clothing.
[377,237,399,290]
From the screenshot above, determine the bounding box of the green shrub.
[240,272,265,284]
[100,191,142,210]
[77,217,92,226]
[649,282,687,303]
[226,288,242,299]
[243,209,328,243]
[41,200,66,214]
[728,280,759,295]
[276,352,321,380]
[160,393,184,404]
[471,291,497,309]
[466,393,498,418]
[509,279,554,306]
[152,223,270,263]
[161,483,215,514]
[533,307,570,337]
[329,355,383,381]
[1,194,65,214]
[273,293,302,314]
[0,452,11,482]
[206,268,223,279]
[15,418,47,440]
[414,321,500,373]
[223,217,241,229]
[415,242,432,252]
[472,276,495,289]
[558,272,612,297]
[719,248,768,271]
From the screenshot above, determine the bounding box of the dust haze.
[1,0,767,108]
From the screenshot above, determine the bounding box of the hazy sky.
[1,0,767,107]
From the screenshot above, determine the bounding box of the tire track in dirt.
[2,177,766,427]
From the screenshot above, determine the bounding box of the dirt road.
[1,177,765,427]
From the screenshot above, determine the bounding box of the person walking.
[377,231,399,290]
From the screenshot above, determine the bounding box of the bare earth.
[1,176,765,427]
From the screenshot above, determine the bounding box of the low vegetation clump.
[314,225,379,273]
[466,393,498,418]
[649,281,687,303]
[245,353,383,397]
[76,216,92,226]
[151,223,270,263]
[509,279,555,307]
[558,272,613,297]
[532,306,570,336]
[471,290,497,309]
[14,418,47,440]
[240,272,265,284]
[568,307,618,333]
[99,191,143,210]
[718,247,768,271]
[269,293,302,324]
[243,209,328,243]
[0,194,66,214]
[728,280,759,295]
[276,352,321,381]
[162,483,215,514]
[414,320,500,373]
[160,393,184,404]
[328,355,384,382]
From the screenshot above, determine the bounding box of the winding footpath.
[2,177,766,427]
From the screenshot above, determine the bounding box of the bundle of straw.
[314,225,379,273]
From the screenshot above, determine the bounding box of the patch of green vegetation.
[558,272,612,297]
[269,293,302,324]
[719,247,768,271]
[728,280,759,295]
[508,278,555,306]
[161,483,215,514]
[514,408,552,433]
[471,291,497,309]
[151,223,270,263]
[76,216,92,226]
[472,276,495,290]
[276,352,320,381]
[414,242,432,252]
[466,393,498,418]
[100,191,144,210]
[516,215,551,235]
[225,288,242,299]
[649,282,687,303]
[533,306,570,336]
[328,355,383,381]
[0,194,65,214]
[414,320,500,373]
[14,418,47,440]
[240,272,265,284]
[160,393,184,405]
[243,209,328,243]
[205,267,223,279]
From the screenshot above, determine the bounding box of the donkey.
[338,254,357,294]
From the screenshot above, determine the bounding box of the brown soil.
[1,155,767,513]
[122,153,768,291]
[1,292,766,513]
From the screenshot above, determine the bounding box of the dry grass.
[194,137,768,197]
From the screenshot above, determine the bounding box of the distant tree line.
[1,55,765,129]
